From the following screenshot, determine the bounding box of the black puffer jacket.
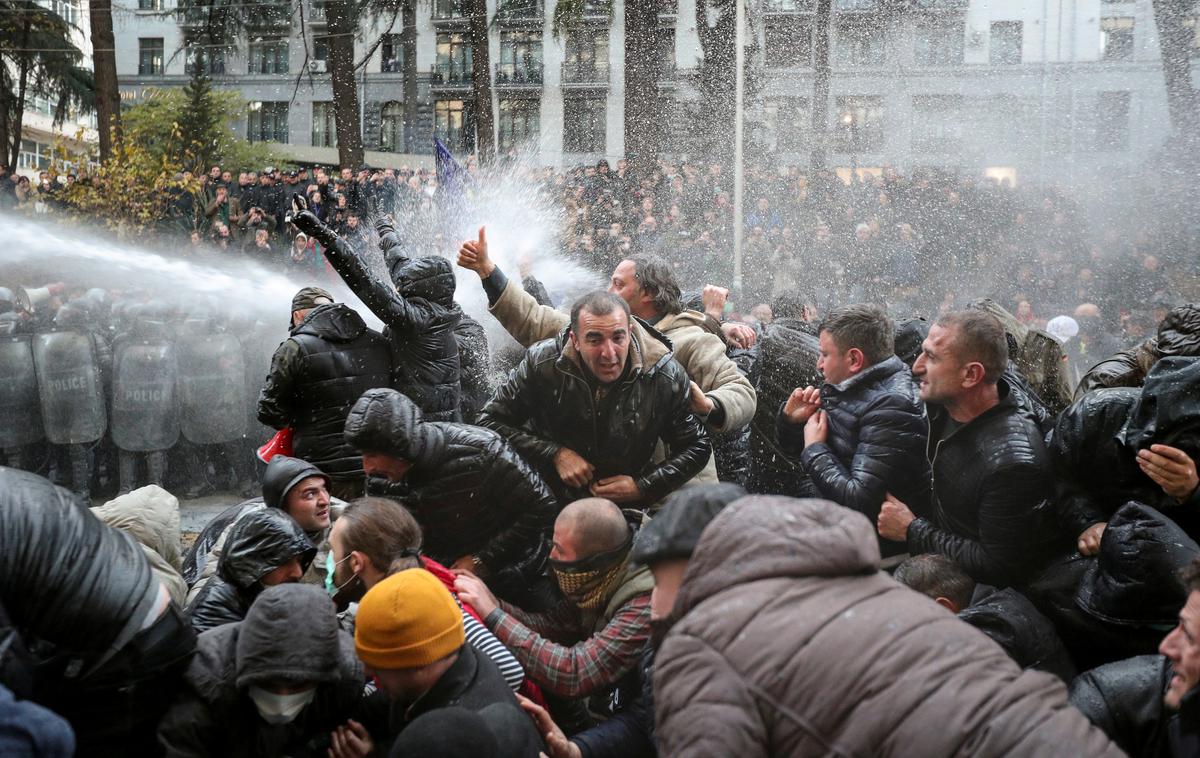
[1069,655,1175,758]
[1077,303,1200,395]
[343,388,557,585]
[291,206,462,421]
[1027,502,1198,672]
[959,587,1076,682]
[1051,358,1200,540]
[186,509,316,634]
[0,467,159,670]
[778,356,932,546]
[159,584,364,758]
[746,318,821,497]
[455,313,494,423]
[257,303,391,481]
[907,380,1059,587]
[477,324,710,506]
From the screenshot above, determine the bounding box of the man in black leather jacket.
[344,387,559,608]
[877,310,1057,587]
[288,195,462,422]
[257,287,391,500]
[776,303,931,557]
[477,291,710,510]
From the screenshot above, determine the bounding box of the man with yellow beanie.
[340,569,543,757]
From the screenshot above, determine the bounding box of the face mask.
[325,552,357,597]
[247,685,316,725]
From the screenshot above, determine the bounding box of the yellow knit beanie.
[354,568,465,670]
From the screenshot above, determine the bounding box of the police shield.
[0,334,45,447]
[177,332,248,444]
[33,330,107,445]
[111,338,180,451]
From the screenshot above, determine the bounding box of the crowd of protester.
[1,151,1200,756]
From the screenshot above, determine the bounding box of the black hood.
[217,509,316,590]
[343,387,443,463]
[1157,303,1200,357]
[262,455,330,511]
[1075,501,1199,627]
[292,302,368,343]
[235,583,348,689]
[632,483,747,566]
[1118,357,1200,460]
[893,318,929,367]
[391,255,456,308]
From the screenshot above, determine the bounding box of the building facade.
[111,0,1196,184]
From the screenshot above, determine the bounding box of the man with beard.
[454,498,652,716]
[515,484,746,758]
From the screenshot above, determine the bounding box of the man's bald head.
[554,498,629,560]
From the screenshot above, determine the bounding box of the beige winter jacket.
[654,495,1128,758]
[95,486,188,607]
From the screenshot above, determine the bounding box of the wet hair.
[894,555,976,610]
[818,304,894,366]
[935,310,1008,384]
[570,291,631,334]
[625,255,682,316]
[339,497,423,576]
[773,291,817,320]
[1181,558,1200,595]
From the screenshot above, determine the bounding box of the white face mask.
[247,685,317,725]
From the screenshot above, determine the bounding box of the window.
[138,38,164,76]
[312,101,336,147]
[990,21,1022,64]
[44,0,78,25]
[18,139,52,171]
[249,38,289,74]
[765,16,813,68]
[498,30,543,83]
[185,35,226,75]
[834,19,885,67]
[914,19,964,66]
[381,34,403,73]
[247,101,289,143]
[911,95,964,152]
[762,96,809,152]
[563,95,606,152]
[563,31,609,83]
[434,0,467,18]
[834,95,884,152]
[1185,17,1200,58]
[314,35,330,63]
[1095,91,1131,151]
[435,99,470,153]
[435,32,472,84]
[498,98,540,151]
[1100,17,1134,61]
[138,0,162,10]
[656,27,675,77]
[380,101,404,152]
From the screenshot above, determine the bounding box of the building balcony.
[430,62,472,87]
[495,60,543,87]
[433,0,468,21]
[764,0,813,11]
[561,61,609,86]
[496,0,543,24]
[309,1,326,22]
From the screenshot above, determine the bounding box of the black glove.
[288,192,327,242]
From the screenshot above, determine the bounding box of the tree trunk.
[326,0,364,167]
[623,0,659,167]
[0,69,11,169]
[468,0,494,161]
[9,18,32,170]
[402,0,418,153]
[809,0,832,169]
[90,0,122,162]
[1151,0,1200,153]
[693,0,737,161]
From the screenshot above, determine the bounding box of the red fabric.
[421,557,483,624]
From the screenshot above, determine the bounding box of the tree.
[469,0,495,161]
[809,0,832,169]
[1151,0,1200,155]
[325,0,366,166]
[90,0,121,162]
[0,0,94,170]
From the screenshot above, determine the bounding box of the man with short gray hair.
[777,303,931,554]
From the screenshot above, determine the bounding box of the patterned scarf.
[551,531,633,612]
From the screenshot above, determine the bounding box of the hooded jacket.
[344,388,558,585]
[291,209,462,421]
[1050,358,1200,541]
[1077,303,1200,396]
[186,509,316,634]
[959,587,1077,683]
[1070,655,1175,758]
[256,302,391,481]
[654,495,1126,757]
[159,584,364,758]
[93,485,188,607]
[477,322,710,507]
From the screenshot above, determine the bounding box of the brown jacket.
[654,495,1128,758]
